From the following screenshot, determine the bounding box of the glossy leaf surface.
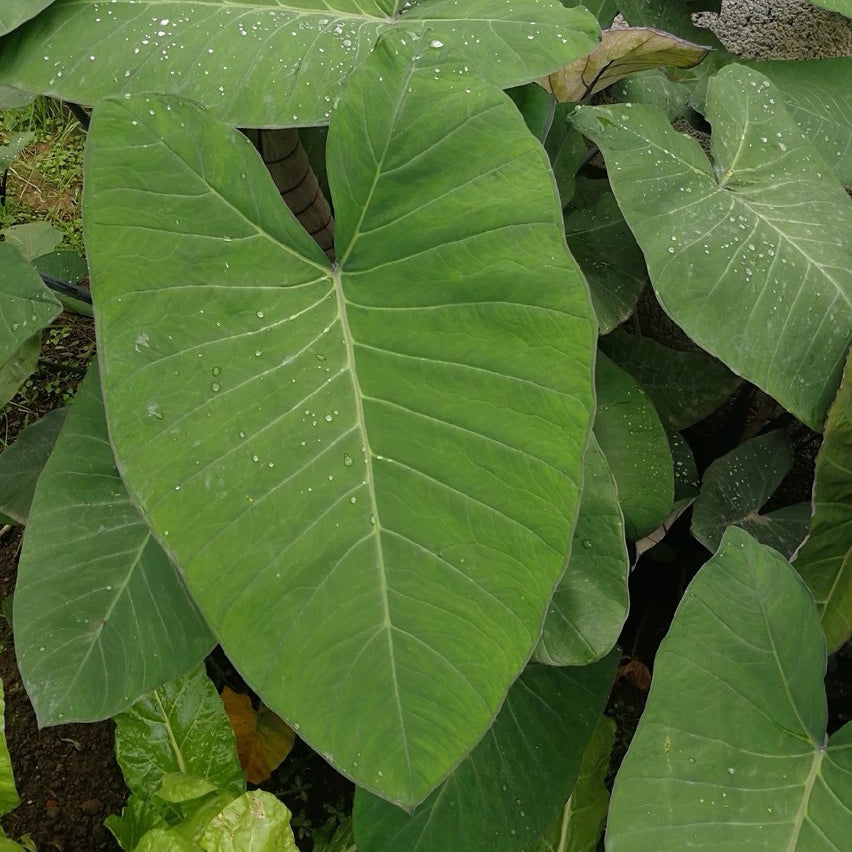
[691,430,810,557]
[15,366,214,725]
[86,36,596,807]
[748,58,852,186]
[353,656,616,852]
[0,406,67,525]
[535,435,628,666]
[198,791,299,851]
[0,682,18,817]
[113,665,245,802]
[599,330,741,429]
[594,353,673,539]
[794,354,852,652]
[0,0,599,126]
[573,64,852,430]
[607,527,852,851]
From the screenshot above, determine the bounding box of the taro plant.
[0,0,851,849]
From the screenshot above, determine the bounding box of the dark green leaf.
[0,0,56,37]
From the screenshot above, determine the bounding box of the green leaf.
[1,222,63,261]
[106,794,168,851]
[546,120,588,206]
[0,0,600,127]
[508,83,557,142]
[609,71,693,122]
[572,64,852,430]
[0,86,36,109]
[86,34,596,806]
[113,665,245,802]
[565,192,646,333]
[606,527,852,851]
[14,365,214,725]
[0,681,19,818]
[808,0,852,15]
[617,0,722,45]
[594,353,673,539]
[312,818,356,852]
[135,829,204,852]
[599,330,741,429]
[0,407,68,525]
[531,715,615,852]
[793,353,852,652]
[32,250,88,285]
[0,131,33,171]
[539,27,709,102]
[0,337,40,410]
[352,655,617,852]
[158,773,220,805]
[691,430,810,557]
[746,58,852,187]
[535,435,628,666]
[0,0,55,37]
[199,791,298,852]
[560,0,618,27]
[0,242,61,367]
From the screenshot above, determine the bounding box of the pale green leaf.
[599,330,741,429]
[199,791,298,852]
[0,681,19,818]
[0,407,68,525]
[1,222,63,261]
[691,430,810,557]
[114,666,244,802]
[86,34,595,807]
[0,336,40,410]
[0,0,600,126]
[0,242,61,366]
[535,436,628,666]
[531,715,614,852]
[747,58,852,187]
[540,27,708,102]
[606,527,852,851]
[794,353,852,652]
[0,132,33,171]
[594,353,674,539]
[352,656,616,852]
[135,829,204,852]
[609,70,692,122]
[565,193,646,333]
[15,365,214,725]
[0,0,55,36]
[0,86,36,108]
[572,64,852,430]
[808,0,852,15]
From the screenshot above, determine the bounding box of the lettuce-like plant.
[0,0,850,849]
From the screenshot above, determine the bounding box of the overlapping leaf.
[748,58,852,186]
[352,656,616,852]
[607,527,852,850]
[691,430,810,557]
[0,682,18,818]
[594,353,673,538]
[0,0,599,126]
[539,27,708,102]
[0,0,55,37]
[14,365,214,724]
[573,64,852,430]
[599,329,741,429]
[793,353,851,652]
[0,407,67,524]
[86,34,596,806]
[535,435,628,666]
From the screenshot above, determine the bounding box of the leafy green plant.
[0,0,850,849]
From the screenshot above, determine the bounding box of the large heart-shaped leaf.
[0,0,599,126]
[0,406,67,525]
[691,430,810,558]
[606,527,852,850]
[534,435,628,666]
[572,64,852,431]
[14,365,214,725]
[599,330,741,429]
[594,353,673,539]
[747,58,852,186]
[0,0,55,36]
[793,353,851,652]
[352,656,616,852]
[86,35,596,807]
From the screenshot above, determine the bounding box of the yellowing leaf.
[539,27,709,102]
[221,688,295,785]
